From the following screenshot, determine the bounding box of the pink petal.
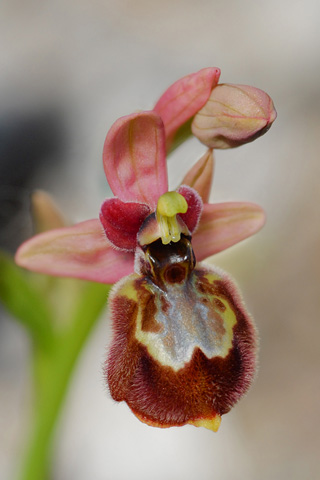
[100,198,150,251]
[180,149,215,203]
[15,219,134,284]
[154,67,221,148]
[103,111,168,209]
[192,202,266,261]
[177,185,203,233]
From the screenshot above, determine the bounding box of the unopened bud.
[191,84,277,149]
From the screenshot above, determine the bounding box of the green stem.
[0,253,54,349]
[18,282,110,480]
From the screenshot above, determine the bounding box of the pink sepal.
[100,198,150,251]
[15,219,134,284]
[180,149,214,203]
[154,67,221,148]
[177,185,203,233]
[192,202,266,260]
[103,111,168,208]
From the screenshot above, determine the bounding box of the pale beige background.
[1,1,320,479]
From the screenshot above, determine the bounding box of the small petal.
[31,190,67,233]
[100,198,150,251]
[15,219,134,284]
[192,84,277,148]
[176,185,203,233]
[180,149,214,203]
[103,111,168,208]
[192,202,266,260]
[154,67,221,149]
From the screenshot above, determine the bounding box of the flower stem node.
[156,192,188,245]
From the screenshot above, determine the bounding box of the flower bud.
[191,84,277,149]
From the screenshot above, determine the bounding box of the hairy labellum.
[106,215,257,431]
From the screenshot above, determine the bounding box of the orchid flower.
[100,112,261,432]
[15,68,275,432]
[16,110,264,431]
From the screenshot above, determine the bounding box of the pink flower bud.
[191,84,277,149]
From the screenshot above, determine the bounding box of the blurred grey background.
[1,0,320,479]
